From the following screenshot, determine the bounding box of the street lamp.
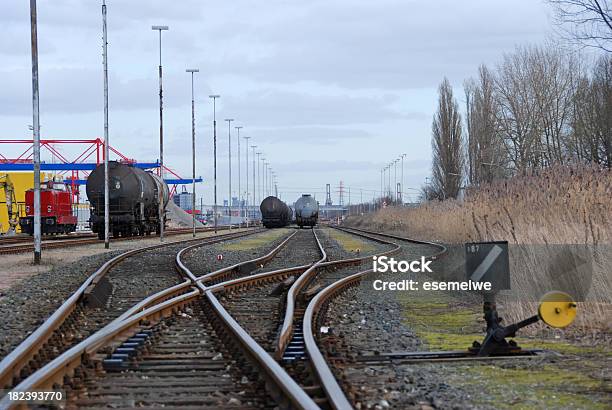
[394,158,399,203]
[152,24,169,242]
[209,94,220,233]
[256,152,262,207]
[235,126,243,222]
[243,136,250,223]
[251,146,257,212]
[224,118,234,229]
[400,153,406,204]
[264,162,269,197]
[186,68,199,237]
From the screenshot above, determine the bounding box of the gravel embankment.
[323,281,475,410]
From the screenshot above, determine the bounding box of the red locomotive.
[20,180,78,235]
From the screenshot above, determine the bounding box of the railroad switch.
[472,291,577,357]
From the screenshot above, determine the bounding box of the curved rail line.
[2,230,322,410]
[300,226,448,409]
[0,228,260,391]
[1,224,449,410]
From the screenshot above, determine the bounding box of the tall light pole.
[388,162,392,198]
[261,157,266,200]
[264,162,268,197]
[394,159,399,203]
[251,146,257,213]
[152,24,168,242]
[235,126,243,221]
[102,0,110,249]
[380,168,383,202]
[400,153,406,204]
[256,152,261,207]
[209,94,220,233]
[186,68,199,237]
[224,118,234,228]
[243,136,250,222]
[30,0,41,264]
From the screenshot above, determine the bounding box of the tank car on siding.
[86,161,169,239]
[294,194,319,228]
[260,196,290,228]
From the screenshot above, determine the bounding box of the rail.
[0,228,258,389]
[276,229,327,359]
[299,225,448,409]
[303,269,371,410]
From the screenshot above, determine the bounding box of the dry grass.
[348,164,611,334]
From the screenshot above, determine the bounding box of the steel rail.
[203,288,320,410]
[275,227,407,359]
[0,228,258,389]
[276,229,328,359]
[0,225,246,255]
[182,229,298,284]
[0,289,202,410]
[337,225,447,258]
[111,228,298,324]
[4,238,322,410]
[303,269,371,410]
[299,226,449,409]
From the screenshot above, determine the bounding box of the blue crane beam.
[63,178,203,185]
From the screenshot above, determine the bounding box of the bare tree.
[495,47,542,172]
[431,78,464,199]
[547,0,612,52]
[571,55,612,166]
[465,65,507,184]
[527,45,579,165]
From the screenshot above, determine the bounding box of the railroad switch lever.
[472,291,577,357]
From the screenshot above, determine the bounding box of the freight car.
[20,180,78,235]
[86,161,169,239]
[294,194,319,228]
[260,196,290,228]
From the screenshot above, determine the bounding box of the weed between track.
[220,228,290,251]
[325,229,376,254]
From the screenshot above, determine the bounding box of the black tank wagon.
[260,196,290,228]
[86,161,169,239]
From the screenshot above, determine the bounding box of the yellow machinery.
[0,172,54,234]
[0,175,18,235]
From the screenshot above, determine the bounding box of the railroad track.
[1,225,448,409]
[1,228,322,410]
[305,226,448,408]
[213,227,403,408]
[0,228,263,394]
[0,226,242,255]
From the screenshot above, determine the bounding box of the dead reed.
[349,164,611,333]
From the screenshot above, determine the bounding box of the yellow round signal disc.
[538,291,577,328]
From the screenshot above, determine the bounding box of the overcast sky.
[0,0,554,205]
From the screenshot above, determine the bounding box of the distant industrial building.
[173,189,194,211]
